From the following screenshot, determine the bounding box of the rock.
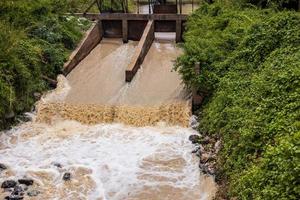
[0,163,7,171]
[63,172,71,181]
[214,140,222,154]
[12,185,24,196]
[4,195,24,200]
[33,92,42,99]
[200,152,211,164]
[191,146,200,154]
[1,180,17,188]
[189,115,199,129]
[18,179,33,186]
[27,190,40,197]
[53,162,63,168]
[199,163,215,175]
[189,135,200,144]
[201,136,210,145]
[3,188,13,193]
[5,111,15,119]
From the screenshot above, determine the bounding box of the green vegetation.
[0,0,91,129]
[176,1,300,199]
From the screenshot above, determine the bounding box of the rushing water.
[0,119,216,200]
[0,36,216,199]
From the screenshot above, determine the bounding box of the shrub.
[177,3,300,199]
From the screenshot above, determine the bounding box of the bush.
[176,3,300,199]
[0,0,91,129]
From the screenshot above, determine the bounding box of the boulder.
[12,185,24,196]
[200,152,211,164]
[53,162,63,168]
[200,136,211,145]
[27,190,40,197]
[189,135,200,144]
[214,140,222,154]
[1,180,17,188]
[63,172,71,181]
[0,163,7,171]
[18,179,33,186]
[4,195,24,200]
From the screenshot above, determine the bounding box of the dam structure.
[0,1,216,200]
[55,0,201,127]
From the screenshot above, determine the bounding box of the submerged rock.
[1,180,17,188]
[27,190,40,197]
[63,172,71,181]
[4,195,24,200]
[53,162,63,168]
[189,134,200,144]
[12,185,24,196]
[0,163,7,171]
[18,179,33,186]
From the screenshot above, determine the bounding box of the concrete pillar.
[176,19,182,43]
[122,19,128,43]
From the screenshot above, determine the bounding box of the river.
[0,31,216,200]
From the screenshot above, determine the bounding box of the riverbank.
[176,1,300,199]
[0,1,91,130]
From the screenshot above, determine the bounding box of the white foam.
[0,120,213,199]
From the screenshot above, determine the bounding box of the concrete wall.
[153,5,177,14]
[128,20,148,41]
[125,20,154,82]
[102,20,123,38]
[64,22,103,75]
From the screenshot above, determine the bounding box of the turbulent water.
[0,37,216,199]
[0,120,216,200]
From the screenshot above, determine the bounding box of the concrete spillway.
[0,36,216,200]
[65,37,188,106]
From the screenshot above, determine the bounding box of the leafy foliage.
[0,0,90,129]
[177,2,300,199]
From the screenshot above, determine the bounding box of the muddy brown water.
[0,35,217,200]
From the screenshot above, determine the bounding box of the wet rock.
[214,140,222,154]
[199,163,215,175]
[201,136,211,145]
[200,152,211,164]
[27,190,40,197]
[3,188,13,193]
[18,179,33,186]
[1,180,17,188]
[4,195,24,200]
[0,163,7,171]
[189,115,199,129]
[63,172,71,181]
[53,162,63,168]
[12,185,24,196]
[189,134,200,144]
[191,146,200,154]
[33,92,42,99]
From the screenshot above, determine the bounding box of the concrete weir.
[64,13,187,79]
[62,12,203,109]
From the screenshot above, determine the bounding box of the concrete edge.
[63,21,103,75]
[125,20,154,82]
